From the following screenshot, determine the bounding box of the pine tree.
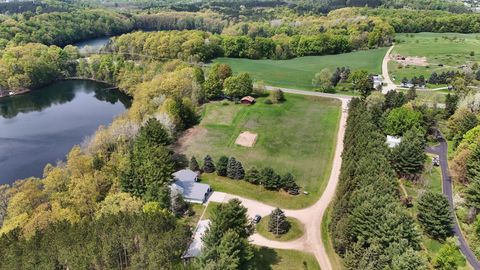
[203,155,215,173]
[245,167,260,184]
[390,127,426,179]
[138,118,171,146]
[268,208,290,236]
[280,173,296,191]
[226,157,237,179]
[417,191,453,240]
[261,167,281,190]
[189,156,199,171]
[171,190,188,216]
[234,161,245,180]
[217,155,229,177]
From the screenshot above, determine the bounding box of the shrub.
[264,98,273,104]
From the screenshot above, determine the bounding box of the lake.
[0,80,130,185]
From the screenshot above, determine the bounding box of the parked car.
[253,215,261,224]
[288,187,300,195]
[433,157,440,166]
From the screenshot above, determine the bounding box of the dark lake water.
[0,80,130,185]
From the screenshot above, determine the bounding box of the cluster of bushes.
[196,155,299,194]
[429,71,461,85]
[401,75,426,87]
[264,89,285,104]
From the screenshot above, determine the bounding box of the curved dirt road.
[382,45,396,93]
[208,90,350,270]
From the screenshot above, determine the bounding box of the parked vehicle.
[253,215,261,224]
[433,157,440,166]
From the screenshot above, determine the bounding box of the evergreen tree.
[171,190,188,216]
[406,86,417,101]
[280,173,296,191]
[200,199,253,268]
[189,156,200,171]
[245,167,260,184]
[138,118,171,146]
[213,230,254,270]
[268,208,290,236]
[390,127,426,179]
[234,161,245,180]
[203,155,216,173]
[417,192,453,240]
[260,167,281,190]
[465,145,480,210]
[216,155,229,177]
[444,93,458,119]
[226,157,237,179]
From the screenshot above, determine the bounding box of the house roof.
[241,96,255,102]
[173,169,198,182]
[386,135,402,148]
[182,219,210,258]
[174,180,210,202]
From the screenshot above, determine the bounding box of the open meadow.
[390,32,480,84]
[177,94,341,209]
[213,48,387,90]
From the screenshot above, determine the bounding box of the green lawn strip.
[253,246,320,270]
[398,89,446,104]
[321,205,343,270]
[214,48,387,90]
[182,204,206,227]
[201,201,222,220]
[256,215,304,242]
[184,94,341,209]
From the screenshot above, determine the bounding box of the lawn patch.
[180,94,341,209]
[253,247,320,270]
[256,215,304,242]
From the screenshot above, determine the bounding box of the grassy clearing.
[321,205,343,270]
[201,201,222,220]
[182,204,206,228]
[391,32,480,80]
[256,216,304,242]
[182,94,341,209]
[214,48,387,90]
[253,247,320,270]
[398,89,447,104]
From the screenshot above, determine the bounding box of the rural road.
[426,131,480,270]
[208,91,350,270]
[381,45,397,94]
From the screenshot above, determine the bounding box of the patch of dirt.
[391,54,429,66]
[173,126,207,153]
[235,131,258,147]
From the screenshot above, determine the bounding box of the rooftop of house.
[386,135,402,148]
[173,169,198,182]
[173,180,210,202]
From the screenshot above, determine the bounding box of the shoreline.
[0,77,121,100]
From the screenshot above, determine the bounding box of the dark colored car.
[253,215,261,224]
[433,157,440,167]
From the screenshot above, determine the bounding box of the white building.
[386,135,402,148]
[182,219,210,260]
[171,169,211,204]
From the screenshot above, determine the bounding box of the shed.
[240,96,255,105]
[182,219,210,260]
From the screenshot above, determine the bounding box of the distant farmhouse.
[171,169,211,204]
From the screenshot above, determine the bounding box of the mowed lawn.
[253,247,320,270]
[390,32,480,81]
[213,48,387,90]
[180,94,341,209]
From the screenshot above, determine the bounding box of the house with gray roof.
[171,169,211,204]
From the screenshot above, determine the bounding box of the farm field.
[213,48,387,90]
[178,94,341,209]
[390,32,480,82]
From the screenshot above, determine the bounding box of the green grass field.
[253,247,320,270]
[213,48,387,90]
[256,216,304,242]
[390,32,480,82]
[181,94,341,209]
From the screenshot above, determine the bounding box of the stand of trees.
[0,211,190,270]
[330,99,426,269]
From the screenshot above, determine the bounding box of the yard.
[390,32,480,83]
[178,94,341,209]
[213,48,387,90]
[256,216,304,242]
[253,247,320,270]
